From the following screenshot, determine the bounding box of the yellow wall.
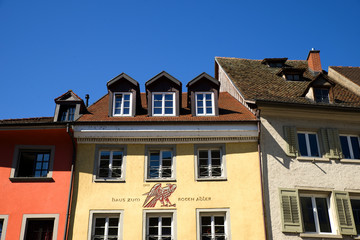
[69,142,265,240]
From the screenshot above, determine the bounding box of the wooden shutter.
[320,128,342,159]
[279,188,303,233]
[333,191,356,235]
[283,126,298,157]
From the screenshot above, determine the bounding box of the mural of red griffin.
[143,183,177,208]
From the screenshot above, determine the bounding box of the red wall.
[0,128,73,239]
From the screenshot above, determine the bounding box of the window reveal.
[16,151,51,177]
[196,93,214,116]
[146,216,172,240]
[152,93,175,116]
[297,133,320,157]
[198,149,222,178]
[113,93,131,116]
[98,151,123,179]
[340,136,360,159]
[148,150,173,179]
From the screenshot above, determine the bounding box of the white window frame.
[297,132,321,157]
[93,145,126,182]
[152,92,176,116]
[313,88,330,103]
[143,210,176,240]
[299,193,336,235]
[88,210,124,240]
[196,208,231,240]
[0,215,9,240]
[195,144,226,181]
[19,214,59,240]
[145,145,176,182]
[195,92,215,116]
[340,135,360,160]
[113,92,132,116]
[10,145,55,180]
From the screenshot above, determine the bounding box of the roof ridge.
[0,116,52,121]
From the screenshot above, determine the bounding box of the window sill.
[9,177,54,182]
[299,233,342,239]
[297,157,329,162]
[196,177,227,182]
[340,159,360,164]
[146,178,176,182]
[93,178,125,183]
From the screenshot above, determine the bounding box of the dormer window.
[107,73,140,117]
[152,92,175,116]
[314,88,329,103]
[286,74,301,81]
[145,71,182,117]
[196,92,214,116]
[54,90,85,122]
[113,93,132,116]
[59,105,75,121]
[262,58,288,68]
[269,62,283,68]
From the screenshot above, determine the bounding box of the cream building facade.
[68,72,266,240]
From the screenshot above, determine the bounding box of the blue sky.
[0,0,359,119]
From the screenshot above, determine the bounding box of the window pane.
[124,94,130,100]
[297,133,308,156]
[164,107,173,114]
[153,108,162,114]
[340,136,351,159]
[154,94,162,100]
[315,197,332,233]
[293,75,300,81]
[25,219,54,240]
[197,101,204,107]
[206,108,212,114]
[164,94,173,101]
[164,101,173,107]
[0,219,3,238]
[123,108,130,115]
[308,134,319,157]
[123,101,130,108]
[351,137,360,159]
[154,101,162,107]
[300,197,316,232]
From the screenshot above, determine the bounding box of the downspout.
[257,109,268,240]
[64,123,76,240]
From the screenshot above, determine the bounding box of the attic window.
[113,93,132,116]
[286,74,301,81]
[269,62,283,68]
[314,88,329,103]
[58,105,75,121]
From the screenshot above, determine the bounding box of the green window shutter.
[329,128,342,159]
[320,128,331,157]
[283,126,298,157]
[333,191,356,235]
[279,188,303,233]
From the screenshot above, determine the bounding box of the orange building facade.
[0,123,74,240]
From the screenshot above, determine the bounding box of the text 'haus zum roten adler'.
[1,49,360,240]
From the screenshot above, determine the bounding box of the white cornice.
[73,124,258,139]
[76,136,258,144]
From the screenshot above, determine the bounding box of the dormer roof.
[54,90,83,103]
[186,72,220,87]
[276,67,306,77]
[145,71,181,87]
[107,72,139,88]
[301,73,335,97]
[261,58,288,65]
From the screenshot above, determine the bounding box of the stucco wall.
[69,142,265,240]
[260,108,360,240]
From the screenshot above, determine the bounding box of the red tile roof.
[78,92,256,122]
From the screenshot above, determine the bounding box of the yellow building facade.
[68,72,266,240]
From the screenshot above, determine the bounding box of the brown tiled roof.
[0,117,54,125]
[77,92,256,122]
[216,57,360,108]
[330,66,360,87]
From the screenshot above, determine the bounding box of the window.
[196,93,214,116]
[340,135,360,159]
[152,93,175,116]
[286,74,301,81]
[20,214,59,240]
[300,194,333,234]
[88,210,123,240]
[0,215,8,240]
[10,146,55,180]
[146,148,175,180]
[195,145,226,180]
[94,145,126,182]
[351,198,360,235]
[297,132,320,157]
[113,93,132,116]
[314,88,330,103]
[144,210,176,240]
[280,189,357,236]
[58,105,76,121]
[197,209,230,240]
[269,62,283,67]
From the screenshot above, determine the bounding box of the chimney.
[307,48,322,73]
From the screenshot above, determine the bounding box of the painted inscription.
[112,198,141,202]
[143,183,177,208]
[178,197,211,201]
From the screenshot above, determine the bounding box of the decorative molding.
[77,136,258,144]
